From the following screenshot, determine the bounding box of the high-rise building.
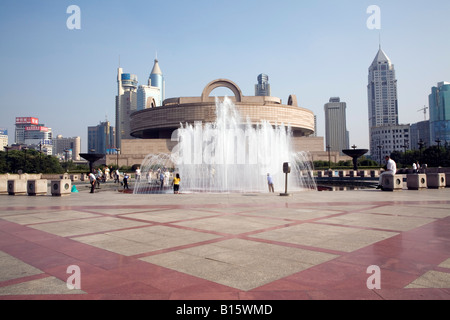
[14,117,39,144]
[14,117,53,154]
[0,128,8,151]
[429,81,450,144]
[53,135,81,160]
[137,59,165,111]
[116,69,138,149]
[88,120,115,154]
[255,74,271,96]
[324,97,349,155]
[367,47,400,162]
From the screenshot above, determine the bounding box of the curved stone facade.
[130,79,315,139]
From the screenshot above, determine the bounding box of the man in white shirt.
[89,172,96,193]
[377,156,397,189]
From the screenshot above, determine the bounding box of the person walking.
[88,172,96,193]
[173,173,180,194]
[267,173,274,193]
[135,166,141,182]
[123,173,130,189]
[159,171,165,190]
[377,156,397,189]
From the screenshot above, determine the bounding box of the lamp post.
[435,138,442,166]
[22,146,28,173]
[418,139,424,164]
[377,145,382,166]
[116,148,120,169]
[4,145,11,173]
[326,145,331,170]
[64,149,69,172]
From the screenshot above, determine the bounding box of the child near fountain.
[173,173,180,194]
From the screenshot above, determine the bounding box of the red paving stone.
[1,189,450,304]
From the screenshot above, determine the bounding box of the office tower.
[53,135,81,160]
[324,97,349,155]
[24,125,53,155]
[14,117,39,144]
[137,59,165,111]
[0,128,8,151]
[115,68,138,149]
[429,81,450,143]
[255,74,271,96]
[367,46,399,162]
[88,120,115,154]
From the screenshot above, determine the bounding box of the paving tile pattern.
[1,187,450,300]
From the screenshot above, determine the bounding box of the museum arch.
[201,79,243,102]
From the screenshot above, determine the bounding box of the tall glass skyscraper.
[429,81,450,144]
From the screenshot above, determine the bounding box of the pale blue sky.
[1,0,449,153]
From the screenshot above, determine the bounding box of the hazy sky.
[1,0,449,153]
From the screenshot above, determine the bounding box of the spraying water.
[134,97,316,194]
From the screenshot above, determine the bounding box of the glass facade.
[429,82,450,144]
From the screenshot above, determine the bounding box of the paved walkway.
[1,182,450,300]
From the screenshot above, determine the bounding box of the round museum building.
[130,79,315,139]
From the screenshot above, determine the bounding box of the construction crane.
[418,106,428,121]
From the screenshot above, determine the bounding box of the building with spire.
[367,46,410,163]
[137,59,165,111]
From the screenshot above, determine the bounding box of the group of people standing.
[88,166,181,194]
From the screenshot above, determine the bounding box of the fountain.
[79,153,104,173]
[134,97,316,194]
[342,145,368,171]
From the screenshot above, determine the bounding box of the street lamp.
[435,138,442,166]
[116,148,120,169]
[4,145,11,173]
[418,139,425,164]
[377,145,382,165]
[326,145,331,170]
[64,149,69,172]
[22,146,28,173]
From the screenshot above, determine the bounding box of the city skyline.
[0,1,449,153]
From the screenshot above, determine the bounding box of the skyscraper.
[137,59,165,111]
[324,97,349,155]
[429,81,450,144]
[255,74,271,96]
[115,68,138,149]
[88,120,115,154]
[367,47,400,162]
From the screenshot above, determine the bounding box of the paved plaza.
[0,181,450,300]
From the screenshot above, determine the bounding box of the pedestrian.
[88,171,96,193]
[377,156,397,189]
[159,171,165,189]
[123,173,129,189]
[173,173,180,194]
[267,173,274,192]
[416,161,420,173]
[412,162,417,173]
[135,166,141,182]
[115,168,120,183]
